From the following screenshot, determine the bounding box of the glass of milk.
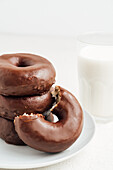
[77,32,113,122]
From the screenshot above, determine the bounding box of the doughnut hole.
[53,114,59,122]
[9,57,35,67]
[17,58,34,67]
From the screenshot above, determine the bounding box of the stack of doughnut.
[0,53,83,153]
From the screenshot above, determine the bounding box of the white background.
[0,1,113,170]
[0,0,113,37]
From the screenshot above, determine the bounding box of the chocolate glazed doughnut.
[14,86,83,153]
[0,53,56,96]
[0,90,54,120]
[0,117,25,145]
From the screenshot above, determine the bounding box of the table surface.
[0,34,113,170]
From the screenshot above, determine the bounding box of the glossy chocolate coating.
[15,86,83,153]
[0,53,56,96]
[0,91,54,120]
[0,117,25,145]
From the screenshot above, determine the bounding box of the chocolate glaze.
[15,86,83,153]
[0,53,56,96]
[0,91,54,120]
[0,117,25,145]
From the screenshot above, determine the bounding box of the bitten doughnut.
[14,86,83,153]
[0,117,25,145]
[0,53,56,96]
[0,91,54,120]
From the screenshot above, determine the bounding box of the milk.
[78,45,113,118]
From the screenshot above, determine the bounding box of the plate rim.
[0,111,96,169]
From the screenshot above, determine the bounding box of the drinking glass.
[77,32,113,122]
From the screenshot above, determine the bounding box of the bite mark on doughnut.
[14,86,60,122]
[42,86,61,120]
[15,113,45,123]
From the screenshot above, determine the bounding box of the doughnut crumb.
[50,86,61,111]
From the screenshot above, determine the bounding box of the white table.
[0,34,113,170]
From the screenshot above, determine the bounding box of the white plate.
[0,111,95,169]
